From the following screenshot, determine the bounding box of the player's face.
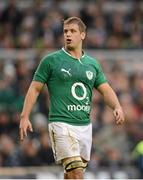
[63,23,85,50]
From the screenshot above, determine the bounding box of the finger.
[116,117,124,124]
[113,110,117,117]
[116,119,121,124]
[116,114,121,121]
[23,128,27,137]
[29,124,33,132]
[114,111,123,120]
[20,128,24,141]
[114,113,120,122]
[116,119,122,124]
[114,111,119,119]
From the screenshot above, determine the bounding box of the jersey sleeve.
[94,62,107,88]
[33,56,51,83]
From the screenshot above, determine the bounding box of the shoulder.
[84,54,101,69]
[41,50,62,63]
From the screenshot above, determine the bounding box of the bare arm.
[97,83,125,124]
[19,81,44,140]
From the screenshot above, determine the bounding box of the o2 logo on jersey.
[67,82,90,113]
[71,82,87,100]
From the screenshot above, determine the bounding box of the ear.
[81,32,86,40]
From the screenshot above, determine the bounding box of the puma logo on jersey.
[61,68,72,76]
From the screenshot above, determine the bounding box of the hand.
[113,108,125,125]
[19,117,33,141]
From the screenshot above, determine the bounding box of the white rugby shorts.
[49,122,92,163]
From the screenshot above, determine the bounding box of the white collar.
[62,47,85,59]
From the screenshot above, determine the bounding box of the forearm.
[97,83,121,110]
[97,83,124,124]
[21,83,41,118]
[103,87,121,110]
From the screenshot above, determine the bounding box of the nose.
[66,31,71,37]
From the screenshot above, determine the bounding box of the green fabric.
[33,48,107,125]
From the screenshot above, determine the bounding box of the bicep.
[97,82,112,95]
[30,81,45,93]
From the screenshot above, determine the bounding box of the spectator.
[0,134,20,166]
[20,138,40,166]
[38,132,55,165]
[0,1,142,178]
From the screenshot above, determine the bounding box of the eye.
[71,29,76,33]
[64,29,68,34]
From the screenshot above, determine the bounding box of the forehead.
[64,23,80,31]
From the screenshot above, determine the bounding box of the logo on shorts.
[86,71,93,80]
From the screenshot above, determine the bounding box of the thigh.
[49,122,80,163]
[78,123,92,162]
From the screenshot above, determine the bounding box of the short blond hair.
[63,17,86,33]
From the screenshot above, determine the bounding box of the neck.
[64,46,83,59]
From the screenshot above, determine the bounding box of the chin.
[66,45,74,50]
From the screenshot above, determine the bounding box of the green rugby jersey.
[33,48,107,125]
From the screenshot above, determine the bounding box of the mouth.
[66,39,72,44]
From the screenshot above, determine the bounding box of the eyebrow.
[64,28,77,31]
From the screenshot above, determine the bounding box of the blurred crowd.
[0,0,143,49]
[0,52,143,177]
[0,0,143,179]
